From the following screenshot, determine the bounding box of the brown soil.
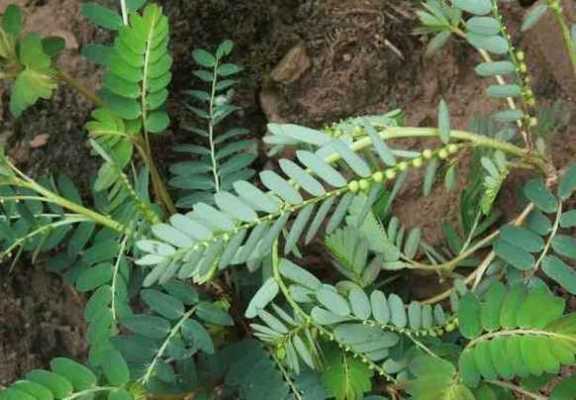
[1,0,576,392]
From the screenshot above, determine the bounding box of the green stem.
[17,176,129,234]
[64,386,119,400]
[140,306,198,384]
[271,242,397,383]
[548,0,576,79]
[487,380,547,400]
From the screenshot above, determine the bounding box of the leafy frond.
[457,282,576,387]
[0,357,134,400]
[494,166,576,292]
[136,122,464,285]
[171,40,256,208]
[0,5,61,117]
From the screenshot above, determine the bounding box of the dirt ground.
[1,0,575,390]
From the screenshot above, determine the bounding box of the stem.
[548,0,576,78]
[64,386,119,400]
[422,202,535,304]
[10,170,129,234]
[140,306,198,384]
[111,236,129,322]
[56,69,103,107]
[208,57,221,192]
[527,202,563,280]
[135,137,176,215]
[466,328,576,350]
[487,381,547,400]
[120,0,129,25]
[271,242,398,383]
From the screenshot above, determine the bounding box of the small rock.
[270,43,312,84]
[29,133,50,149]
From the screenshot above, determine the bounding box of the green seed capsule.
[397,161,408,171]
[359,179,370,190]
[373,171,384,182]
[385,169,397,180]
[438,149,449,159]
[422,149,433,159]
[412,157,423,168]
[348,180,360,192]
[447,144,459,154]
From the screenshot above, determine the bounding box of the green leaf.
[260,170,303,205]
[10,68,56,117]
[321,346,373,400]
[2,4,23,36]
[388,294,407,328]
[370,291,391,324]
[550,376,576,400]
[126,0,146,11]
[551,235,576,260]
[82,44,113,65]
[522,4,548,31]
[458,293,482,339]
[25,370,73,398]
[467,17,501,35]
[493,109,524,122]
[192,49,216,67]
[42,37,66,57]
[0,388,36,400]
[425,31,452,57]
[542,256,576,295]
[122,315,171,338]
[315,287,350,317]
[494,240,535,270]
[486,84,522,98]
[141,289,185,320]
[524,179,558,213]
[559,164,576,200]
[182,319,215,354]
[475,61,516,77]
[560,210,576,228]
[216,40,234,58]
[280,159,325,196]
[196,302,233,326]
[466,33,509,54]
[146,111,170,133]
[245,278,279,318]
[76,263,113,292]
[108,389,133,400]
[279,259,322,290]
[454,0,492,15]
[438,99,451,144]
[499,226,544,253]
[49,358,97,391]
[480,282,506,332]
[349,288,371,320]
[296,150,347,187]
[81,3,123,30]
[10,381,53,400]
[101,350,130,385]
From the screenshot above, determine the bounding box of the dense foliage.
[1,0,576,399]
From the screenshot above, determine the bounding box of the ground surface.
[1,0,575,393]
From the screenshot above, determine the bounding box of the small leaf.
[388,294,407,328]
[141,289,185,320]
[559,164,576,200]
[522,4,548,32]
[438,99,451,144]
[122,315,171,339]
[182,319,214,354]
[542,256,576,295]
[146,111,170,134]
[81,3,123,30]
[101,350,130,385]
[467,16,501,36]
[2,4,23,36]
[524,178,558,213]
[466,33,509,55]
[316,287,350,317]
[349,288,371,320]
[494,240,535,270]
[192,49,216,67]
[499,226,544,253]
[493,109,524,122]
[454,0,492,15]
[486,84,522,98]
[49,358,97,391]
[458,293,482,339]
[245,278,279,318]
[26,370,73,398]
[196,302,233,326]
[279,259,322,290]
[475,61,516,77]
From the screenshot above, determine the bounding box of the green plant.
[2,0,576,399]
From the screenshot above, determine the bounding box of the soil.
[1,0,576,394]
